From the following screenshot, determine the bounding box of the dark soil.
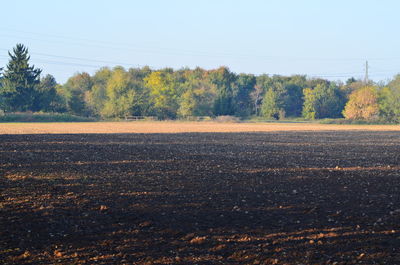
[1,131,400,264]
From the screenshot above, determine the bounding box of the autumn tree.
[0,44,41,111]
[144,70,180,118]
[343,86,379,120]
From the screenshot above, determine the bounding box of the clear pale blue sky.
[1,0,400,83]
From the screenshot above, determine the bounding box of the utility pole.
[364,60,369,84]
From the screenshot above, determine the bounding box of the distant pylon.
[364,60,369,84]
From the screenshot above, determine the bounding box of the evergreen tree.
[1,44,41,111]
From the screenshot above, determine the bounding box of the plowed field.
[1,124,399,264]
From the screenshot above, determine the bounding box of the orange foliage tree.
[343,86,379,120]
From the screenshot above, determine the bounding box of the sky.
[1,0,400,84]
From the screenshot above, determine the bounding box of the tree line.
[1,44,400,122]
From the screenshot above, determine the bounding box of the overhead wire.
[0,27,399,80]
[0,27,393,62]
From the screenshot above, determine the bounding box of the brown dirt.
[1,130,400,264]
[1,121,400,134]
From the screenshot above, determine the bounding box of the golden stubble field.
[1,121,400,134]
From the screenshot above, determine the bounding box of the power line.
[0,40,399,81]
[3,27,400,62]
[0,48,155,69]
[0,47,374,78]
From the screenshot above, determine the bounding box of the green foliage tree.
[128,66,153,116]
[302,87,316,119]
[178,68,215,117]
[253,75,271,116]
[101,67,137,118]
[377,75,400,122]
[302,83,345,119]
[178,89,197,117]
[282,83,304,117]
[209,67,236,116]
[233,73,256,117]
[32,74,62,112]
[0,68,3,111]
[261,87,280,119]
[59,72,93,116]
[0,44,41,111]
[257,75,306,119]
[86,67,112,116]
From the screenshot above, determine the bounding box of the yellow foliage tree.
[144,71,179,118]
[343,86,378,120]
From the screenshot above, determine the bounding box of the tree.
[261,87,280,119]
[302,87,316,119]
[343,86,379,120]
[341,78,364,98]
[101,67,137,118]
[209,67,236,116]
[144,70,180,119]
[282,83,304,117]
[378,75,400,122]
[0,44,41,111]
[233,73,256,117]
[178,68,215,117]
[378,87,397,121]
[257,75,306,119]
[250,84,263,116]
[32,74,62,112]
[59,72,93,116]
[86,67,112,116]
[302,83,345,119]
[0,68,3,110]
[178,89,197,117]
[127,66,153,116]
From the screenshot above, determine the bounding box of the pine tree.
[1,44,42,111]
